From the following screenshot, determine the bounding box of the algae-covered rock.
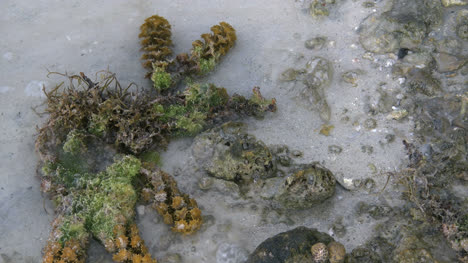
[393,236,439,263]
[305,36,328,50]
[302,57,333,122]
[274,164,336,209]
[309,0,341,17]
[456,10,468,40]
[192,122,276,183]
[246,227,335,263]
[359,0,442,54]
[433,52,467,73]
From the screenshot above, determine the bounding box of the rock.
[309,0,340,17]
[273,164,336,209]
[280,68,301,81]
[334,172,356,190]
[216,243,249,263]
[342,70,363,85]
[246,227,335,263]
[305,36,328,50]
[328,145,343,154]
[359,0,442,54]
[386,109,408,120]
[433,52,467,73]
[393,236,438,263]
[393,52,433,76]
[303,57,333,90]
[405,69,441,96]
[441,0,467,7]
[456,10,468,40]
[192,122,276,183]
[347,247,381,262]
[363,118,377,129]
[436,38,462,55]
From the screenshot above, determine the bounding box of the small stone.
[387,109,408,120]
[311,243,329,263]
[342,71,360,85]
[433,52,467,73]
[362,52,374,61]
[319,124,334,136]
[328,242,346,263]
[305,36,328,50]
[441,0,467,7]
[362,1,375,8]
[361,145,373,154]
[328,145,343,154]
[383,134,395,144]
[198,177,214,190]
[280,68,300,81]
[291,150,303,157]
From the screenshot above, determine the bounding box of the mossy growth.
[63,129,87,154]
[151,66,172,92]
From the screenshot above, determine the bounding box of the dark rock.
[246,227,335,263]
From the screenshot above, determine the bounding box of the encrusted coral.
[141,168,202,235]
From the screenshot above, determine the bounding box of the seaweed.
[139,17,237,93]
[36,14,276,262]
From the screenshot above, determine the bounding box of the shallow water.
[1,0,467,262]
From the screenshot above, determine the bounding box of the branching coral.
[36,14,276,263]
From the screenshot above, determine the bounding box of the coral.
[246,227,334,263]
[141,168,202,234]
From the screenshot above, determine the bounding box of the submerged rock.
[456,10,468,40]
[305,36,328,50]
[309,0,341,17]
[192,122,276,183]
[193,123,337,209]
[433,52,467,73]
[273,164,336,209]
[359,0,442,54]
[246,227,335,263]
